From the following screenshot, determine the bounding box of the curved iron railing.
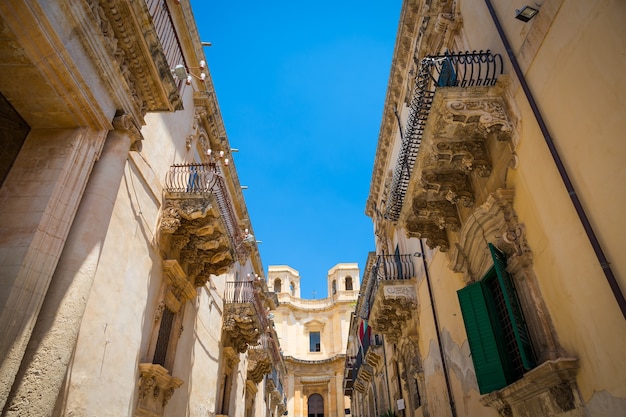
[362,254,416,318]
[385,50,503,221]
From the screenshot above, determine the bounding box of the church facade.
[268,265,359,417]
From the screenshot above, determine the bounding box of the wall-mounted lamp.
[206,148,229,165]
[201,41,212,47]
[172,61,206,85]
[515,5,539,22]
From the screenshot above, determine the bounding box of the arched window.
[290,281,295,296]
[332,280,337,295]
[274,278,282,293]
[308,393,324,417]
[345,276,353,291]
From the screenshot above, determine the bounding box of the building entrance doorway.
[308,393,324,417]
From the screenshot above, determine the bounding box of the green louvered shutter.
[489,244,537,370]
[457,279,509,394]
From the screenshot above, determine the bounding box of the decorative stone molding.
[428,139,492,177]
[480,358,582,417]
[443,99,513,141]
[448,189,532,281]
[162,260,196,313]
[411,196,461,231]
[136,363,183,417]
[159,196,234,286]
[247,349,272,384]
[223,304,261,353]
[112,112,144,151]
[405,218,449,252]
[369,281,417,341]
[86,0,183,125]
[396,85,515,253]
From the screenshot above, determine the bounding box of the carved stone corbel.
[411,196,461,231]
[406,218,449,252]
[162,260,196,313]
[159,196,235,287]
[421,170,474,207]
[443,99,513,142]
[136,363,183,417]
[429,139,492,177]
[112,112,144,151]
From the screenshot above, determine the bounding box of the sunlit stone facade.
[346,1,626,417]
[0,1,284,417]
[269,265,360,417]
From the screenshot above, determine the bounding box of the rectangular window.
[309,331,321,352]
[153,307,175,367]
[457,244,536,394]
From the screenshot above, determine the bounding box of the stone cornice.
[85,0,184,125]
[284,354,346,366]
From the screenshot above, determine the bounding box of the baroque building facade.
[0,1,285,417]
[346,1,626,417]
[268,265,359,417]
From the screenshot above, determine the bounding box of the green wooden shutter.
[489,244,537,370]
[457,279,509,394]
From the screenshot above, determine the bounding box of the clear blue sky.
[189,2,401,299]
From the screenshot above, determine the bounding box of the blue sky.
[189,2,401,298]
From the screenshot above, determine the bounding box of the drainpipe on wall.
[419,240,458,417]
[483,0,626,320]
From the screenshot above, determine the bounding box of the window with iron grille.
[457,244,536,394]
[153,307,175,367]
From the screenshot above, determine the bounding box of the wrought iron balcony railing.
[146,0,186,73]
[268,367,284,399]
[165,162,242,256]
[385,50,504,221]
[364,254,416,315]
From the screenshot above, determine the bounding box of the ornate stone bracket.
[443,99,513,142]
[112,112,144,151]
[159,196,235,287]
[406,218,450,252]
[247,349,272,384]
[223,304,262,353]
[162,260,196,313]
[398,85,515,254]
[369,282,418,341]
[136,363,183,417]
[411,196,461,231]
[429,139,492,177]
[421,170,474,207]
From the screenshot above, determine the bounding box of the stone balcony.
[159,163,252,287]
[247,333,276,384]
[267,367,287,414]
[223,280,271,353]
[366,255,418,341]
[384,51,515,253]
